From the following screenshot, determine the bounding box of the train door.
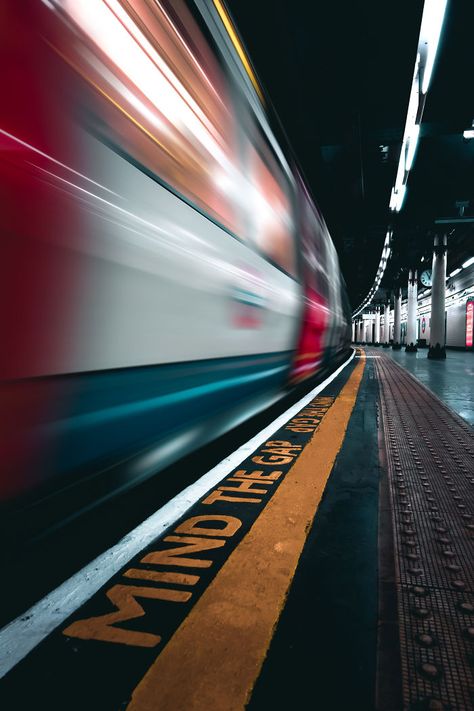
[290,181,330,383]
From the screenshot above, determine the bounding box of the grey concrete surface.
[384,348,474,426]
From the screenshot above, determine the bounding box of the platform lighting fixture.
[388,0,448,217]
[449,267,461,277]
[405,124,420,172]
[352,230,393,317]
[419,0,448,95]
[390,184,407,213]
[360,4,449,320]
[463,119,474,140]
[416,285,474,317]
[462,256,474,268]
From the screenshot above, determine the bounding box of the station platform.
[384,348,474,428]
[0,348,473,710]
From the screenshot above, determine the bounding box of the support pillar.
[358,319,364,343]
[365,318,371,344]
[383,301,391,347]
[368,315,374,344]
[406,269,418,352]
[352,321,356,343]
[428,235,447,359]
[392,288,402,349]
[374,306,380,345]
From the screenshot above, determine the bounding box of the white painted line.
[0,350,355,677]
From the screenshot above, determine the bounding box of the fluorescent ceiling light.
[462,256,474,268]
[419,0,448,94]
[394,184,407,212]
[463,129,474,139]
[387,0,447,218]
[449,267,461,277]
[405,124,420,171]
[389,188,397,211]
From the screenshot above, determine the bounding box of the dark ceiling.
[225,0,474,309]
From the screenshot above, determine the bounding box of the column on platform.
[365,318,372,344]
[406,269,418,352]
[352,321,356,343]
[428,235,447,359]
[374,306,380,345]
[384,300,391,346]
[358,319,364,343]
[393,288,402,349]
[368,315,374,344]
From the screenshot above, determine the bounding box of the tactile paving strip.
[376,353,474,710]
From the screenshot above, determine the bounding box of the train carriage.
[0,0,350,525]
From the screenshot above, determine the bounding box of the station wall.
[446,302,468,348]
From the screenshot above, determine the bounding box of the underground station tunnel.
[0,1,473,709]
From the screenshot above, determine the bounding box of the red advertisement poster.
[466,301,474,348]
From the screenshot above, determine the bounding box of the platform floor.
[385,348,474,426]
[0,348,472,710]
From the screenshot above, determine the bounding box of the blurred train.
[0,0,350,523]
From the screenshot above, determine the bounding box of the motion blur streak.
[0,1,350,530]
[0,128,118,195]
[62,0,228,162]
[42,365,287,435]
[211,0,265,104]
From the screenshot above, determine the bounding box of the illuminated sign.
[466,301,474,348]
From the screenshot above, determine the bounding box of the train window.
[56,0,242,236]
[50,0,297,276]
[245,131,296,276]
[297,184,329,299]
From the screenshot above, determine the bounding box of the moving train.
[1,0,350,525]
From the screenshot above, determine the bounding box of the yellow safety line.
[128,351,366,710]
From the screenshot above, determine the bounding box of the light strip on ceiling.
[389,0,448,214]
[353,1,448,320]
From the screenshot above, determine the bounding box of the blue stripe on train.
[45,352,293,483]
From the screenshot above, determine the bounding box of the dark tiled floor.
[384,348,474,426]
